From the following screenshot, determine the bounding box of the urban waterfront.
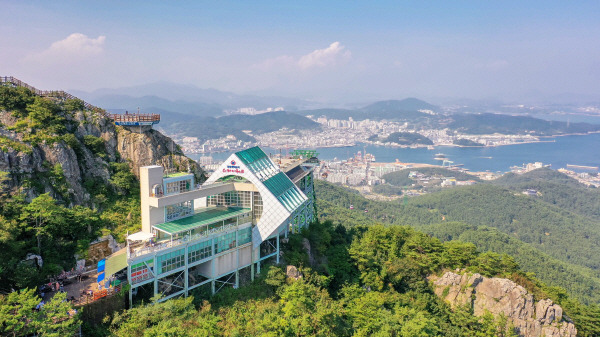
[188,132,600,173]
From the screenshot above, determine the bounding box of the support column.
[276,234,280,264]
[127,266,132,307]
[235,270,239,289]
[250,244,255,281]
[184,244,189,297]
[211,243,216,295]
[153,254,158,297]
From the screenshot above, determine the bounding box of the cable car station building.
[123,147,317,303]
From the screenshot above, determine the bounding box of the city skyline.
[2,1,599,103]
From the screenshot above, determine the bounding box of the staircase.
[1,76,108,116]
[1,76,160,126]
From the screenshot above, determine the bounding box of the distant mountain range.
[153,110,320,142]
[298,98,438,121]
[71,81,313,116]
[447,113,600,135]
[72,82,600,140]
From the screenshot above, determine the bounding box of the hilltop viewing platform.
[108,112,160,126]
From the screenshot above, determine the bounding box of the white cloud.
[254,42,351,71]
[297,42,351,69]
[48,33,105,55]
[24,33,106,64]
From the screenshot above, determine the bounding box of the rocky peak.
[0,105,205,206]
[431,271,576,337]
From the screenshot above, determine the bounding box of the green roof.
[164,172,193,178]
[263,172,296,197]
[236,146,268,166]
[153,207,251,235]
[105,248,127,277]
[263,172,306,212]
[236,147,278,177]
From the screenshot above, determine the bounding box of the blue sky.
[1,1,599,103]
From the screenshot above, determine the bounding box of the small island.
[382,131,433,145]
[453,138,485,147]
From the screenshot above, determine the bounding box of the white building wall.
[140,165,166,233]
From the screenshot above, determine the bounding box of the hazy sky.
[1,1,599,103]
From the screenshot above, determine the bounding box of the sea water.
[188,132,600,173]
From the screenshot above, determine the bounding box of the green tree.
[0,289,80,337]
[0,86,34,116]
[62,98,85,112]
[20,193,64,255]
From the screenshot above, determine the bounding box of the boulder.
[432,271,577,337]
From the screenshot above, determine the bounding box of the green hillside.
[411,184,600,273]
[299,98,437,121]
[448,113,600,135]
[315,180,600,305]
[382,167,481,187]
[161,110,320,142]
[104,220,600,336]
[382,131,433,145]
[492,168,600,220]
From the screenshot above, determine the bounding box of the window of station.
[237,227,252,245]
[238,212,252,224]
[214,232,236,254]
[157,249,185,274]
[165,201,193,221]
[253,192,263,222]
[208,191,252,207]
[130,260,153,284]
[165,179,191,195]
[188,240,212,264]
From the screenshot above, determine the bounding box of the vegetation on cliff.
[0,85,204,292]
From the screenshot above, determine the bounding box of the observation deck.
[128,207,252,260]
[108,113,160,126]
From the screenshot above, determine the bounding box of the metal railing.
[128,223,240,259]
[0,76,108,116]
[108,113,160,124]
[1,76,161,124]
[149,181,232,198]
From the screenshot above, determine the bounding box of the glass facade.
[158,249,185,274]
[165,178,192,195]
[188,240,212,264]
[237,227,252,245]
[253,192,263,223]
[165,201,193,221]
[263,172,306,212]
[208,191,252,208]
[214,232,236,254]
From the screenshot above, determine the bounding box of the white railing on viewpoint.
[149,181,232,198]
[128,222,243,259]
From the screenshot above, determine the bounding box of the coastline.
[186,132,600,157]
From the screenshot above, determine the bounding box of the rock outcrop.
[0,108,205,206]
[431,271,577,337]
[117,127,202,180]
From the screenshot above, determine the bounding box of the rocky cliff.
[431,271,577,337]
[0,102,205,206]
